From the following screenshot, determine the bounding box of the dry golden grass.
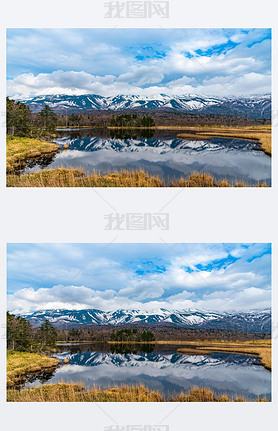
[7,351,59,387]
[171,172,267,187]
[6,136,59,172]
[7,383,164,402]
[171,386,267,402]
[6,168,268,188]
[177,339,271,370]
[177,125,271,156]
[6,169,164,187]
[6,383,268,402]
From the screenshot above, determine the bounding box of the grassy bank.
[6,383,268,402]
[6,135,59,172]
[177,340,271,371]
[176,125,271,156]
[7,351,59,387]
[6,168,268,187]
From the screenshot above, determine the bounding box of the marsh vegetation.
[7,383,268,402]
[6,313,271,402]
[6,98,271,187]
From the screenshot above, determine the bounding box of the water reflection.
[14,365,58,390]
[109,344,155,354]
[12,151,59,175]
[20,129,271,186]
[25,367,57,385]
[109,129,155,140]
[23,344,271,400]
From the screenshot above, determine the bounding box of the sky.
[7,243,271,314]
[6,28,271,99]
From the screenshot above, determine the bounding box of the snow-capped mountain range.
[20,308,271,333]
[21,93,271,118]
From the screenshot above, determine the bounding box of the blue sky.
[7,243,271,313]
[6,28,271,99]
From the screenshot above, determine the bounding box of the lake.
[22,128,271,186]
[23,343,271,401]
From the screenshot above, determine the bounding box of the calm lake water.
[22,128,271,186]
[24,343,271,401]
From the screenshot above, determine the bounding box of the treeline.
[7,312,270,351]
[7,97,268,136]
[110,328,155,342]
[7,312,57,352]
[6,98,156,134]
[55,324,270,342]
[55,327,155,342]
[57,110,269,128]
[57,327,107,342]
[6,97,57,137]
[109,114,155,127]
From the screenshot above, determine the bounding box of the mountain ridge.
[20,93,271,118]
[18,307,271,333]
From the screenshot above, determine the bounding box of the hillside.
[20,308,271,333]
[21,94,271,119]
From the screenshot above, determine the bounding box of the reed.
[7,383,268,402]
[6,169,268,188]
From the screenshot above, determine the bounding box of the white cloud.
[6,30,271,98]
[7,70,271,99]
[7,244,270,313]
[7,282,270,314]
[117,66,164,86]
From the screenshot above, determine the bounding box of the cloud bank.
[6,28,271,98]
[7,243,271,313]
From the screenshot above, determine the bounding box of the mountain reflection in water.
[21,129,271,186]
[23,343,271,401]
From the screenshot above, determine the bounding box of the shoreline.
[56,339,271,371]
[177,340,271,371]
[7,351,60,387]
[6,125,271,186]
[6,136,59,173]
[7,340,271,401]
[108,339,271,370]
[57,124,271,155]
[107,125,271,156]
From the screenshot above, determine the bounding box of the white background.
[0,0,277,430]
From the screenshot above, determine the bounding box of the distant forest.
[56,110,270,128]
[55,324,270,342]
[6,97,269,139]
[7,311,270,352]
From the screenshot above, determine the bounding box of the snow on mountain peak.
[18,307,271,333]
[19,93,271,118]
